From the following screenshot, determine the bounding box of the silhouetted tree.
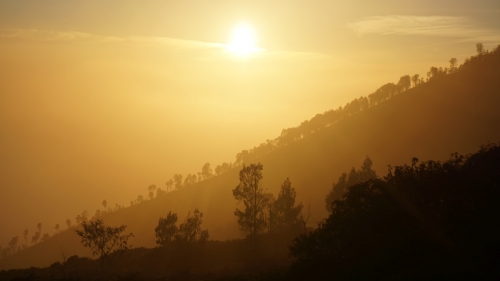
[411,74,420,87]
[148,184,157,200]
[184,174,197,186]
[102,200,107,210]
[22,229,28,248]
[155,211,178,246]
[359,96,369,111]
[8,236,19,255]
[272,178,303,231]
[397,75,411,92]
[176,209,209,243]
[76,210,89,225]
[449,58,458,73]
[325,157,377,212]
[201,162,213,180]
[55,224,60,232]
[476,42,484,55]
[165,179,174,192]
[298,204,311,234]
[136,195,144,204]
[233,163,273,237]
[41,233,50,242]
[66,219,72,229]
[173,174,183,190]
[31,223,42,245]
[75,219,133,268]
[215,162,231,175]
[156,188,167,197]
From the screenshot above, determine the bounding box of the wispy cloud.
[0,28,225,49]
[0,28,334,59]
[349,16,500,42]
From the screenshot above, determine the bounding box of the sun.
[226,22,260,56]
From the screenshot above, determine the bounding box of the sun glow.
[226,22,261,56]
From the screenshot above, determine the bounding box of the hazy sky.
[1,0,499,243]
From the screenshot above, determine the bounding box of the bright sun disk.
[227,22,260,56]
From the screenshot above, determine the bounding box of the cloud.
[0,28,335,59]
[0,28,225,50]
[349,16,500,42]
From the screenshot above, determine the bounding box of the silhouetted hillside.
[1,45,500,270]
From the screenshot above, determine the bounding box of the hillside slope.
[2,50,500,270]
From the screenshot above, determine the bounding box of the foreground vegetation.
[1,142,499,280]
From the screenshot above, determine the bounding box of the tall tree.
[102,200,107,210]
[232,163,272,237]
[155,211,178,246]
[66,219,72,229]
[273,178,303,230]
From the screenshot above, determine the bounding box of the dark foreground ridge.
[1,142,499,280]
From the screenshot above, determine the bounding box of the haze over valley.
[1,1,500,280]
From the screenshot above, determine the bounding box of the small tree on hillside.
[148,185,157,200]
[201,162,213,180]
[233,163,273,237]
[173,174,183,190]
[165,179,174,192]
[22,229,28,248]
[155,211,178,246]
[75,219,133,267]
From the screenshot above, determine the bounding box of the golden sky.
[1,0,499,243]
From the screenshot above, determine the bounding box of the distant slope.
[2,48,500,270]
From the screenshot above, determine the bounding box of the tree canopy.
[75,219,133,266]
[291,143,500,280]
[233,163,273,237]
